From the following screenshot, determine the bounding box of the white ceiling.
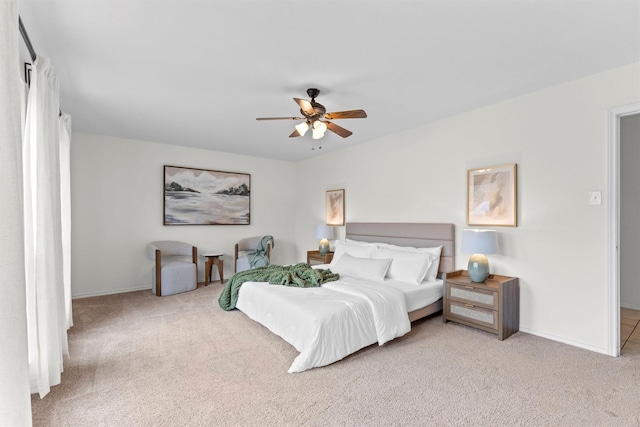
[18,0,640,162]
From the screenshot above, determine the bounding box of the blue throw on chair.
[234,235,274,272]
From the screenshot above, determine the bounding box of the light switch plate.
[589,191,602,205]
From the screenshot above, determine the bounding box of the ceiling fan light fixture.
[295,121,309,136]
[313,120,327,133]
[255,88,366,142]
[312,128,324,139]
[311,120,327,139]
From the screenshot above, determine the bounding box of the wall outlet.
[589,191,602,205]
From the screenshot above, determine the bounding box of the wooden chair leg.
[234,244,239,273]
[192,246,198,286]
[155,249,162,296]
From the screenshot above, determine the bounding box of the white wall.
[620,113,640,310]
[72,63,639,354]
[71,133,297,297]
[293,62,640,354]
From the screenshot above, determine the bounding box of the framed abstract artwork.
[326,189,345,226]
[164,165,250,225]
[467,163,517,227]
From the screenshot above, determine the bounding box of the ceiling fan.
[256,88,367,140]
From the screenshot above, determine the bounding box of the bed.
[232,222,455,373]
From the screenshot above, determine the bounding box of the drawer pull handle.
[464,303,474,308]
[464,286,474,289]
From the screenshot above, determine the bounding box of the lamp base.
[467,254,490,282]
[319,239,330,256]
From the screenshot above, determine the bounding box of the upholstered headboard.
[345,222,455,275]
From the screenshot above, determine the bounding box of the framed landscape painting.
[164,165,250,225]
[467,163,517,227]
[326,189,345,226]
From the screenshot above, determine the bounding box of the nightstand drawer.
[447,283,498,310]
[447,301,498,331]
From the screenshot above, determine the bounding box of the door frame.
[607,103,640,357]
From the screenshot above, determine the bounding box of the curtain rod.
[18,16,63,117]
[19,16,37,62]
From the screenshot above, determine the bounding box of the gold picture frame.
[467,163,517,227]
[326,189,345,226]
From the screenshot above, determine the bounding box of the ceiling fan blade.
[289,129,301,138]
[256,116,304,121]
[325,121,353,138]
[324,109,367,120]
[293,98,315,116]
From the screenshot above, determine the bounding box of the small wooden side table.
[203,252,224,284]
[307,250,334,266]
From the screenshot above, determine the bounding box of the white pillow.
[372,247,433,285]
[330,241,376,267]
[376,243,442,281]
[422,247,442,281]
[331,253,392,281]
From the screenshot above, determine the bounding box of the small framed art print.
[326,189,345,226]
[467,163,517,227]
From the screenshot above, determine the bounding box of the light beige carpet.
[31,283,640,426]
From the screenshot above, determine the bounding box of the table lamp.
[315,225,334,256]
[461,229,498,282]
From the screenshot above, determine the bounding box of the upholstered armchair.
[146,241,198,296]
[234,235,274,273]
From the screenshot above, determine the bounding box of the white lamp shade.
[461,229,498,255]
[314,225,334,240]
[295,121,309,136]
[312,120,327,139]
[313,120,327,132]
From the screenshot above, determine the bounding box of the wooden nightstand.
[307,250,334,265]
[443,270,519,340]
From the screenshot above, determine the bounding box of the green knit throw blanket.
[218,263,340,311]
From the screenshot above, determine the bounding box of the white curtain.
[60,112,73,328]
[0,1,32,425]
[23,55,70,398]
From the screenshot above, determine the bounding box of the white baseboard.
[72,285,151,299]
[72,282,210,299]
[621,303,640,311]
[518,326,610,356]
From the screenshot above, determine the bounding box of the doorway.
[619,113,640,354]
[607,103,640,357]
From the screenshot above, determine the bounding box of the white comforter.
[235,275,411,373]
